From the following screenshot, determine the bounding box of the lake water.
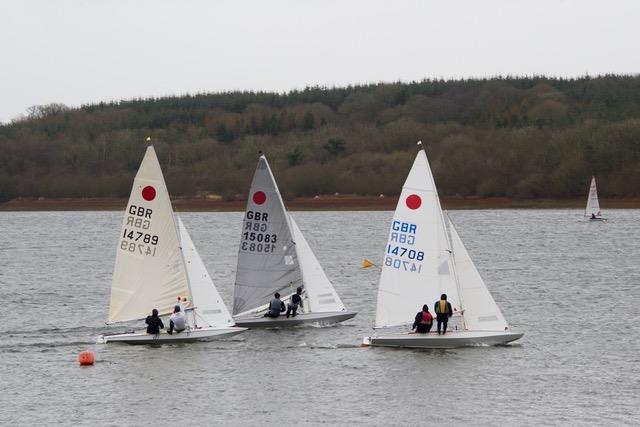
[0,210,638,426]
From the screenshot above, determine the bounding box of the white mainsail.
[289,216,346,313]
[233,155,302,315]
[178,218,234,328]
[449,219,508,331]
[374,148,461,328]
[109,146,190,323]
[585,176,602,218]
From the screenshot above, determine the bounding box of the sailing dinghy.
[232,155,357,328]
[363,142,522,349]
[584,176,606,221]
[102,145,246,344]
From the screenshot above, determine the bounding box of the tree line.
[1,75,639,202]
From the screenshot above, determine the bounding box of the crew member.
[412,305,433,333]
[145,309,164,334]
[286,287,304,318]
[265,292,286,318]
[434,294,453,335]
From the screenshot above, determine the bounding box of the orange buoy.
[79,350,95,366]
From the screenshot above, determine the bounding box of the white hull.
[234,311,357,328]
[102,326,246,344]
[362,330,523,349]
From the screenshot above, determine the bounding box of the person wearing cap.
[145,309,164,335]
[264,292,286,318]
[167,305,186,334]
[286,287,304,318]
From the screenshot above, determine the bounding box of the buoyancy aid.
[437,300,448,315]
[421,311,433,324]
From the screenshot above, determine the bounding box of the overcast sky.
[1,0,638,123]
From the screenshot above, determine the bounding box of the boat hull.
[234,311,357,328]
[102,326,246,344]
[362,330,523,349]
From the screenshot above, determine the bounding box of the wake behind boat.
[363,142,522,349]
[102,144,245,344]
[232,154,356,328]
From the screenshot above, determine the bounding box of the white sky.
[1,0,638,123]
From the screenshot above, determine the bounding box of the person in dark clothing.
[411,305,433,333]
[434,294,453,335]
[145,309,164,334]
[264,292,286,318]
[286,287,304,318]
[591,213,596,219]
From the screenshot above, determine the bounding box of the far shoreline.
[2,196,640,211]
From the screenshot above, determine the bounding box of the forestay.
[178,218,234,328]
[233,155,302,315]
[585,176,601,217]
[289,216,345,313]
[449,219,508,331]
[374,148,460,328]
[109,146,190,323]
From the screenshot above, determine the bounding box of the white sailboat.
[102,145,246,344]
[232,154,357,327]
[363,142,522,348]
[584,176,606,221]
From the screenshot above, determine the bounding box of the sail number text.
[120,205,157,256]
[242,211,278,253]
[385,220,423,273]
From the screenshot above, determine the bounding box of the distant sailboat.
[363,142,522,348]
[584,176,606,221]
[232,154,357,327]
[102,145,245,343]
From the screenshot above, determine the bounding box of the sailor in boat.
[411,305,433,334]
[145,309,164,335]
[167,305,186,335]
[286,287,304,318]
[264,293,286,318]
[591,213,596,219]
[434,294,453,335]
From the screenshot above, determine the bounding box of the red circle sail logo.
[405,194,421,210]
[142,186,156,201]
[253,191,267,205]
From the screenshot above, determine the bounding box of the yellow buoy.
[79,350,95,366]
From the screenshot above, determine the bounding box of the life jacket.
[436,300,449,315]
[269,298,282,315]
[290,294,301,308]
[421,311,432,324]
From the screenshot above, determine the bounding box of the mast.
[151,137,196,326]
[418,141,466,330]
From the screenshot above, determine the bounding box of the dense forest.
[1,75,639,202]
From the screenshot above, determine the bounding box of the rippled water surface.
[1,210,638,426]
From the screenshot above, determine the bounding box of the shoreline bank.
[2,196,640,211]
